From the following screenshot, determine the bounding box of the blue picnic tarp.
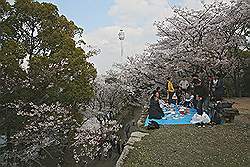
[144,105,197,126]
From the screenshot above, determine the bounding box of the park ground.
[123,98,250,167]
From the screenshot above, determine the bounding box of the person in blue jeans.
[194,80,209,115]
[191,74,201,109]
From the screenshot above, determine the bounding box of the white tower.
[118,29,125,62]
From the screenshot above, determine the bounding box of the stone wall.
[115,131,149,167]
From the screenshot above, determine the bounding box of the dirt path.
[228,97,250,125]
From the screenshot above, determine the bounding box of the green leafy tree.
[0,0,96,106]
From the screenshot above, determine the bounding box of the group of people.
[148,74,224,119]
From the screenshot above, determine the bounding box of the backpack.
[209,107,222,124]
[147,120,160,130]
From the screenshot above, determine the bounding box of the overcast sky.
[7,0,230,74]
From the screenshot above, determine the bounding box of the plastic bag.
[190,113,203,124]
[202,112,211,124]
[190,112,210,124]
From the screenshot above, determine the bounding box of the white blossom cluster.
[71,119,120,164]
[2,103,72,164]
[2,102,121,166]
[87,75,132,114]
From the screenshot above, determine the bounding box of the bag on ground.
[190,112,211,124]
[147,120,160,130]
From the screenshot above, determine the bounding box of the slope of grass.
[123,98,250,167]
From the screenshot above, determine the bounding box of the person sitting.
[156,86,162,98]
[172,92,178,105]
[182,91,194,108]
[148,90,164,119]
[159,97,169,109]
[150,86,162,99]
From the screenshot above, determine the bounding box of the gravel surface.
[123,98,250,167]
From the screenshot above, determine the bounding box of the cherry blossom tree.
[152,0,249,76]
[87,73,132,115]
[117,0,249,100]
[1,102,120,166]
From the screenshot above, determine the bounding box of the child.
[159,97,169,109]
[182,91,193,108]
[172,92,178,105]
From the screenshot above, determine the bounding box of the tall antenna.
[118,29,125,62]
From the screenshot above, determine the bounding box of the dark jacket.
[148,97,164,119]
[194,84,209,98]
[214,79,224,98]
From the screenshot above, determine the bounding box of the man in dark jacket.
[214,77,224,101]
[191,74,201,109]
[194,80,209,115]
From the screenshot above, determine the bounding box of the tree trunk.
[233,71,238,97]
[238,71,242,97]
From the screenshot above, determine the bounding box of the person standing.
[214,75,224,101]
[166,77,175,104]
[211,76,218,99]
[194,80,209,116]
[191,74,201,109]
[179,77,190,93]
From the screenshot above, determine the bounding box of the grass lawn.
[123,98,250,167]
